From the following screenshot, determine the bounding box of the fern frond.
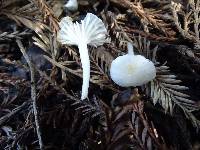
[131,35,200,128]
[151,64,200,127]
[110,99,163,150]
[107,11,132,50]
[151,65,199,113]
[109,1,176,42]
[71,96,105,120]
[131,111,155,150]
[171,0,200,49]
[0,0,43,30]
[31,0,59,32]
[0,30,31,41]
[89,46,119,91]
[90,46,114,75]
[0,0,61,35]
[0,70,29,107]
[1,11,45,33]
[132,34,158,61]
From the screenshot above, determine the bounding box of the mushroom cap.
[57,13,108,47]
[110,54,156,87]
[64,0,78,12]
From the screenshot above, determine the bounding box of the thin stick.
[16,40,44,150]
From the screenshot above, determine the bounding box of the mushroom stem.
[127,42,134,55]
[78,43,90,100]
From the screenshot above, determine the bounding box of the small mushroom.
[110,42,156,87]
[64,0,78,12]
[58,13,108,100]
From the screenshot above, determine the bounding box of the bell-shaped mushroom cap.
[81,13,108,46]
[110,47,156,87]
[57,13,108,46]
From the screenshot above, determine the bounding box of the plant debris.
[0,0,200,150]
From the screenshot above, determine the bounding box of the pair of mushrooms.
[58,13,156,100]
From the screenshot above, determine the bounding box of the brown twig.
[16,39,44,150]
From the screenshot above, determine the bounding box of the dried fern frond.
[44,54,118,92]
[0,71,29,107]
[30,0,59,32]
[131,111,159,150]
[171,0,200,49]
[109,0,176,41]
[90,46,114,75]
[0,30,31,41]
[108,11,132,49]
[132,34,158,61]
[33,31,59,59]
[152,65,196,113]
[38,69,106,122]
[110,99,163,150]
[1,9,46,33]
[131,35,200,128]
[71,96,105,120]
[0,0,61,34]
[151,65,200,127]
[89,46,117,91]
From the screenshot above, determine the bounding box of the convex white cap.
[110,43,156,87]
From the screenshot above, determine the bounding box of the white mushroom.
[57,13,108,100]
[110,42,156,87]
[64,0,78,12]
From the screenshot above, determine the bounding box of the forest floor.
[0,0,200,150]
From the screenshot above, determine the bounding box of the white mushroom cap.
[57,13,107,46]
[57,13,108,100]
[64,0,78,12]
[110,43,156,87]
